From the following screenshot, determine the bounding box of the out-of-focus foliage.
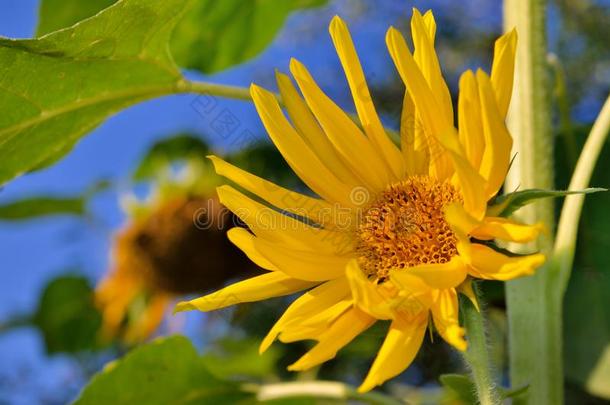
[227,141,303,189]
[0,0,187,186]
[0,180,108,220]
[73,336,250,405]
[132,135,211,181]
[36,0,329,74]
[36,0,116,35]
[0,196,85,220]
[557,126,610,399]
[34,275,102,354]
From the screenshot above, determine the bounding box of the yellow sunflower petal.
[260,278,350,353]
[400,90,429,175]
[411,9,453,127]
[217,185,352,254]
[175,272,316,312]
[386,26,457,180]
[226,228,277,271]
[444,203,477,262]
[125,293,171,344]
[476,70,514,199]
[468,244,545,281]
[491,29,517,118]
[471,217,545,243]
[251,84,355,207]
[358,313,428,393]
[457,278,480,312]
[448,150,488,220]
[385,27,454,156]
[346,260,396,319]
[209,155,345,230]
[254,237,352,281]
[329,16,405,179]
[430,288,467,351]
[275,72,361,186]
[390,256,467,290]
[458,70,485,170]
[289,59,391,191]
[279,299,353,343]
[287,307,375,371]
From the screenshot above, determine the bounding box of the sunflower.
[96,164,257,344]
[176,9,545,392]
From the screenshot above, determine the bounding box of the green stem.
[247,381,402,405]
[554,95,610,294]
[176,80,257,102]
[461,291,500,405]
[503,0,561,404]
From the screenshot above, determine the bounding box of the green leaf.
[499,384,530,400]
[0,196,85,220]
[487,188,606,217]
[439,374,477,405]
[36,0,328,74]
[34,275,102,354]
[73,336,250,405]
[37,0,117,36]
[171,0,328,74]
[133,134,210,181]
[0,0,189,186]
[201,338,282,379]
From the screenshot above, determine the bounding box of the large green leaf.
[201,338,282,379]
[36,0,328,74]
[37,0,117,36]
[34,275,102,354]
[0,0,189,186]
[171,0,327,73]
[73,336,250,405]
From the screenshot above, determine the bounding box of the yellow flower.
[176,9,546,392]
[97,187,257,344]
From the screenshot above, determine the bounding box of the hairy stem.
[461,291,500,405]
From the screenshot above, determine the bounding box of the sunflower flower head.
[96,163,257,344]
[176,9,546,392]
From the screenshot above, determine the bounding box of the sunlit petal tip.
[357,382,374,394]
[448,326,467,351]
[259,333,276,355]
[288,57,307,77]
[173,301,196,314]
[249,82,272,101]
[457,279,480,312]
[287,353,322,372]
[385,26,402,44]
[329,14,346,33]
[274,69,290,84]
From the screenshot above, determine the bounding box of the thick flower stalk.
[177,9,545,392]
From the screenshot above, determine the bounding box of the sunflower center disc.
[356,175,462,281]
